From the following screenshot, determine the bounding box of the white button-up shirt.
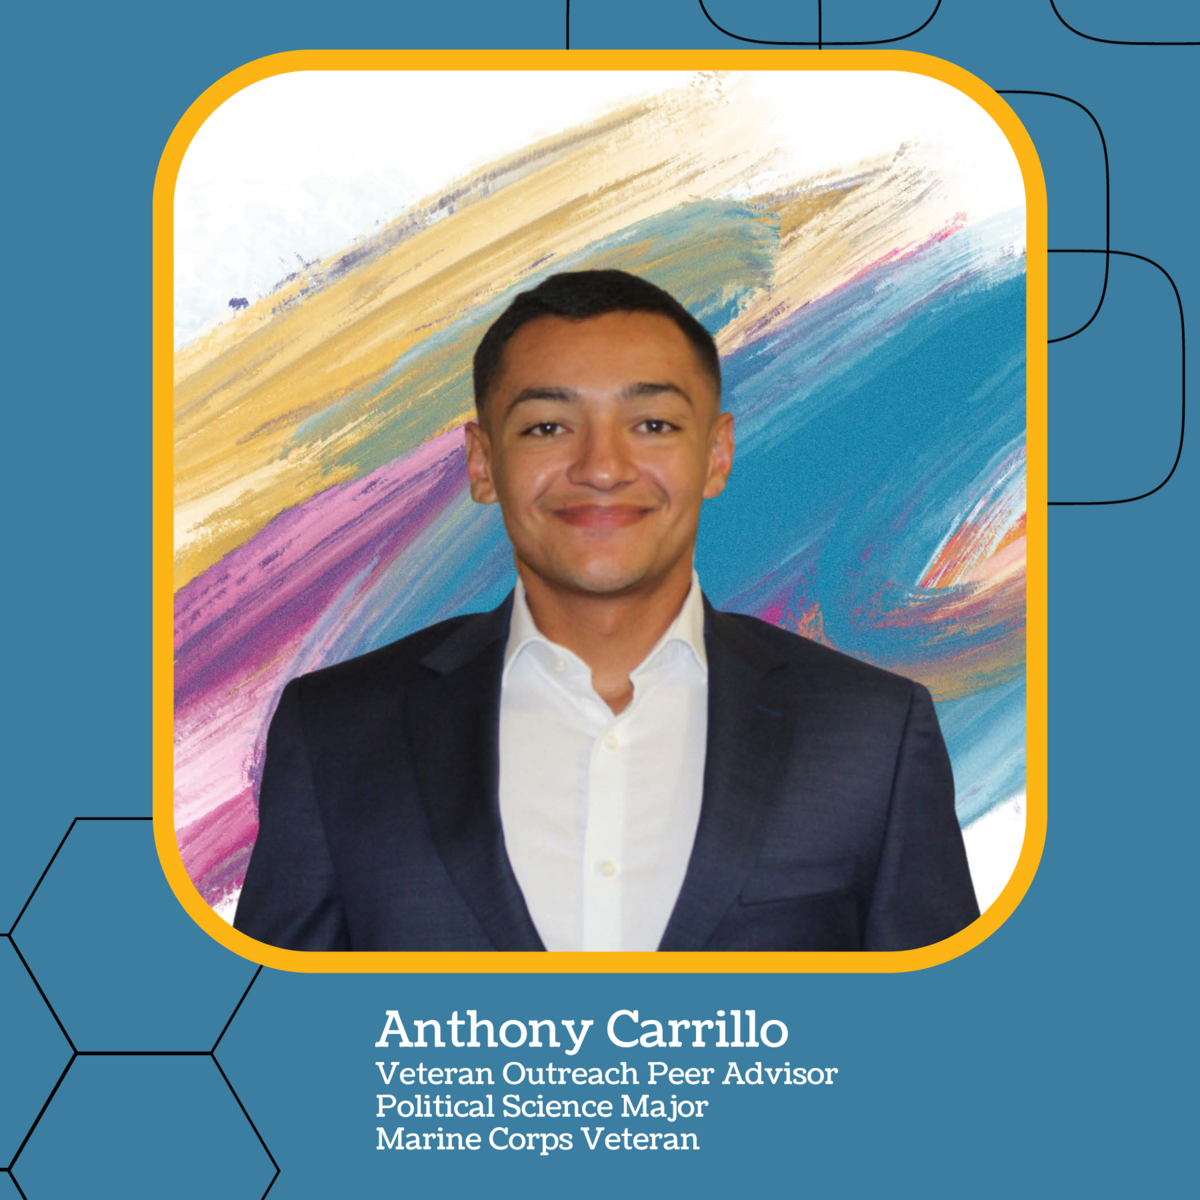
[499,567,709,951]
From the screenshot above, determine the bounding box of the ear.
[701,410,735,500]
[464,418,499,505]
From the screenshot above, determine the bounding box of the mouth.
[552,504,654,530]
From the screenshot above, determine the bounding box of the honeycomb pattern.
[1,821,275,1198]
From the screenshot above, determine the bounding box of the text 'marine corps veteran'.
[233,269,982,954]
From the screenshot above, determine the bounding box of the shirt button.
[602,733,619,750]
[554,659,567,673]
[599,860,619,877]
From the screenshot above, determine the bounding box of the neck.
[517,556,696,700]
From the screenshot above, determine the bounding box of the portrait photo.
[165,56,1039,961]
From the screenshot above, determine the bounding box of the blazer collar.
[407,586,797,952]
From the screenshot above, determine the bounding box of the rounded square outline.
[153,47,1049,974]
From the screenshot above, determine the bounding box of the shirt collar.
[502,565,708,685]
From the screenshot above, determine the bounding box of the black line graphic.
[998,90,1110,342]
[214,966,264,1054]
[4,938,75,1053]
[4,1055,74,1177]
[1048,250,1186,505]
[0,1166,29,1198]
[698,0,941,46]
[214,1055,281,1192]
[1049,0,1199,46]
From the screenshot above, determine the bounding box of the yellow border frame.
[153,48,1048,974]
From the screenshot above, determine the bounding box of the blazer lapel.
[657,593,798,952]
[404,592,546,952]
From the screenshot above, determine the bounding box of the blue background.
[3,2,1194,1195]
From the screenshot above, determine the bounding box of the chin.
[555,558,651,596]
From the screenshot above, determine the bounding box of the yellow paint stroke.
[719,144,968,356]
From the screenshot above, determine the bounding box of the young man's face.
[464,310,734,598]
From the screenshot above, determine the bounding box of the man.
[234,269,980,953]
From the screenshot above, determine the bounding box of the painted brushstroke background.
[173,71,1028,921]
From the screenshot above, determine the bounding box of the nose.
[565,416,639,491]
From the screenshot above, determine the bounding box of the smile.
[552,505,653,529]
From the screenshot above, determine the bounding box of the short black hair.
[472,269,721,423]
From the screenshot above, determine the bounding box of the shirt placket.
[580,699,630,953]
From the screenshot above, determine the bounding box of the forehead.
[496,310,708,385]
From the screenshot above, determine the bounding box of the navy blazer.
[233,590,980,952]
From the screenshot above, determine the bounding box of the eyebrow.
[504,381,695,420]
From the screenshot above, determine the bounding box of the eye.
[638,419,679,434]
[521,421,565,437]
